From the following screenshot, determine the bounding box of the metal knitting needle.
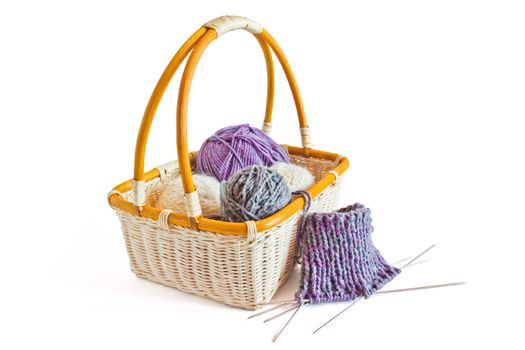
[391,257,411,266]
[272,301,305,343]
[256,299,297,306]
[265,280,452,341]
[313,244,435,334]
[392,257,429,269]
[262,281,463,320]
[377,281,466,294]
[312,297,363,335]
[309,281,464,334]
[261,281,464,322]
[263,303,303,323]
[248,302,294,319]
[261,281,463,315]
[402,259,428,269]
[399,244,435,269]
[390,257,430,271]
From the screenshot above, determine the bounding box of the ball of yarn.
[220,165,291,222]
[155,174,221,218]
[270,162,315,192]
[196,124,289,181]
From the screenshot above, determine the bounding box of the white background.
[1,1,524,349]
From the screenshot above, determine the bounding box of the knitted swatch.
[296,203,400,304]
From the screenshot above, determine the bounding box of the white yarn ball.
[270,162,315,192]
[155,174,221,218]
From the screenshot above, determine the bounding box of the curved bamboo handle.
[132,21,276,207]
[176,27,310,221]
[204,16,277,132]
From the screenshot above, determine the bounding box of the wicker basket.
[107,16,349,309]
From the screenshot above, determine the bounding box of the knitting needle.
[391,257,411,266]
[402,259,428,269]
[272,301,305,343]
[399,244,435,269]
[313,244,435,334]
[377,281,466,294]
[259,254,434,321]
[264,280,456,341]
[262,281,463,325]
[265,280,460,342]
[266,281,464,314]
[263,303,304,323]
[248,302,294,319]
[309,281,464,335]
[256,299,297,306]
[312,297,363,335]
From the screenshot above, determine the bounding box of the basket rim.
[108,145,349,235]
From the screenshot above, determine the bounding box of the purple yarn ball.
[196,124,289,181]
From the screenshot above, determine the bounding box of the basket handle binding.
[203,16,262,37]
[133,16,311,224]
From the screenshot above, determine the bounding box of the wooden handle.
[132,24,276,206]
[133,19,309,216]
[176,28,309,220]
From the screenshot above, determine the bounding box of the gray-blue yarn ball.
[220,165,292,222]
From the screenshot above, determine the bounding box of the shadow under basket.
[107,16,349,309]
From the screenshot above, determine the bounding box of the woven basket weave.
[107,16,349,309]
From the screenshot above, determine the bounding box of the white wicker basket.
[107,16,349,309]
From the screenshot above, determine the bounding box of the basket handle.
[132,19,275,207]
[132,17,311,219]
[175,19,311,224]
[205,16,276,134]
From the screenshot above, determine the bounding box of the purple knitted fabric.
[196,124,289,181]
[296,203,400,304]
